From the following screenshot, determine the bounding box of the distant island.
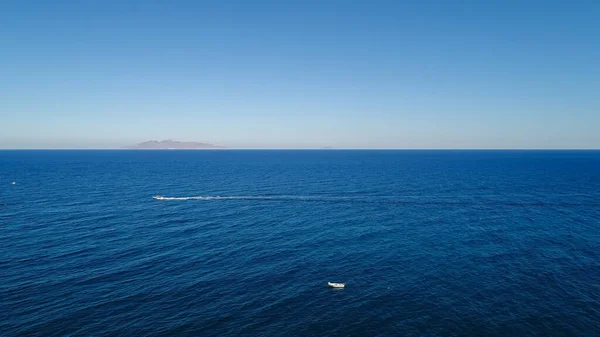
[124,140,226,149]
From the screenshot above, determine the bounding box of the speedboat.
[153,195,163,200]
[328,282,345,288]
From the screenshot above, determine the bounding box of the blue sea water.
[1,150,599,336]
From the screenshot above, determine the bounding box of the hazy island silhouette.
[124,140,226,149]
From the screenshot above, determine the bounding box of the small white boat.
[153,195,163,200]
[328,282,345,288]
[11,182,16,185]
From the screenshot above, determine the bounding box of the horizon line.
[1,148,599,151]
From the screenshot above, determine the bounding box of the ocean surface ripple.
[1,150,599,336]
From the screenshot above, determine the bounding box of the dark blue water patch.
[1,150,600,336]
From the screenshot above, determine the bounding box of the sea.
[1,150,599,336]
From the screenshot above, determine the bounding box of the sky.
[1,0,599,149]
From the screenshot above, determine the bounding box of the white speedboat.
[328,282,345,288]
[153,195,164,200]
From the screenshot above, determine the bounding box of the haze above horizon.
[2,1,599,149]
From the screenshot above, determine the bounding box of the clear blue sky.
[1,0,599,149]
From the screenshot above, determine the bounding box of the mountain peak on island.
[124,140,226,149]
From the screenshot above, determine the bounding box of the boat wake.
[152,195,336,201]
[151,194,600,207]
[153,195,258,201]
